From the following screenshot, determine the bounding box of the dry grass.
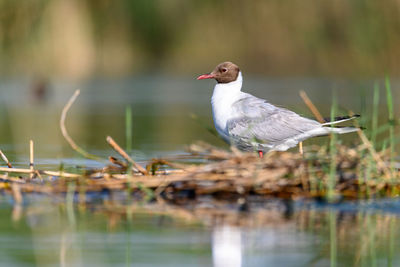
[0,89,398,204]
[0,140,398,203]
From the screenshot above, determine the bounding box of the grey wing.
[226,95,321,145]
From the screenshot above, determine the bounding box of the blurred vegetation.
[0,0,400,78]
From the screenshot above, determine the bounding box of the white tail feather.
[298,126,359,141]
[324,126,359,134]
[271,126,359,151]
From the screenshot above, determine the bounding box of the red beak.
[197,74,214,80]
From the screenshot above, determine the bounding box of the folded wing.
[226,94,322,149]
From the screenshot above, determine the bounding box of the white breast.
[210,72,243,141]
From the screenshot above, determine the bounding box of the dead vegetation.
[0,90,398,204]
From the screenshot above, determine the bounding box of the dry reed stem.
[356,129,394,180]
[41,170,81,178]
[0,129,396,199]
[60,90,102,161]
[108,156,127,168]
[298,91,323,156]
[147,159,189,172]
[0,174,26,183]
[106,136,148,175]
[0,149,12,168]
[29,140,34,179]
[0,167,81,178]
[348,111,395,180]
[299,90,325,123]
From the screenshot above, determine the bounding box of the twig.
[106,136,148,175]
[60,90,103,161]
[0,174,26,183]
[348,110,394,179]
[0,167,81,178]
[299,90,325,123]
[356,129,394,179]
[41,170,81,178]
[29,140,34,179]
[109,156,128,168]
[0,149,12,168]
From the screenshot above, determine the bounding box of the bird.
[197,61,359,157]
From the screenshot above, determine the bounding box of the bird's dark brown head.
[197,62,240,83]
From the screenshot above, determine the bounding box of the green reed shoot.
[365,83,380,191]
[328,95,337,200]
[385,76,395,171]
[371,82,380,145]
[125,106,133,152]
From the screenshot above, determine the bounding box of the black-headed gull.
[197,62,358,156]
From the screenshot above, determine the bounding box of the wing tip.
[324,114,360,123]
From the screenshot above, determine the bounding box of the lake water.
[1,196,400,266]
[0,76,398,266]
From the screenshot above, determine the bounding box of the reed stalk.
[385,77,395,177]
[125,106,133,152]
[328,95,337,200]
[60,90,104,161]
[0,149,12,168]
[371,83,380,145]
[106,136,148,175]
[299,90,325,123]
[29,140,34,179]
[365,83,380,193]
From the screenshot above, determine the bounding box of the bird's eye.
[222,68,227,73]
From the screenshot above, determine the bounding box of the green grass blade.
[125,106,133,152]
[328,94,337,200]
[385,76,395,176]
[371,82,379,145]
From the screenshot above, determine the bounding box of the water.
[1,197,400,266]
[0,76,399,266]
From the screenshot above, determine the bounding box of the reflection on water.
[0,197,399,266]
[212,226,241,267]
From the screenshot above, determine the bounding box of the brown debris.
[0,90,397,203]
[0,141,397,202]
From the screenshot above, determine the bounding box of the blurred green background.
[1,0,399,79]
[0,0,399,161]
[0,2,400,266]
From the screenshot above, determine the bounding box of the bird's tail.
[323,126,359,135]
[296,125,359,144]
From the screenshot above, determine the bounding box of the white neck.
[211,72,243,140]
[212,71,243,97]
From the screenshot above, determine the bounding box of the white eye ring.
[222,68,227,73]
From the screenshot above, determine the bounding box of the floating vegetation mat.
[0,140,399,203]
[0,89,399,203]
